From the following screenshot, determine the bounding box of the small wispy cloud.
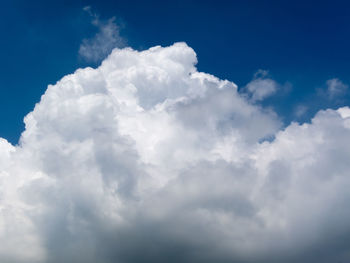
[243,69,278,102]
[326,78,348,99]
[79,6,126,63]
[294,104,308,118]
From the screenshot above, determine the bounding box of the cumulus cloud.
[326,78,348,99]
[1,43,350,263]
[79,6,125,63]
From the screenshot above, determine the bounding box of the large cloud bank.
[1,43,350,263]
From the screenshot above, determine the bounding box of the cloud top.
[1,43,350,263]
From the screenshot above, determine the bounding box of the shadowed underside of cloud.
[1,43,350,263]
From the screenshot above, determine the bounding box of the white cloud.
[1,43,350,263]
[79,7,125,63]
[326,78,348,98]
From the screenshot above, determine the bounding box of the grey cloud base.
[1,43,350,263]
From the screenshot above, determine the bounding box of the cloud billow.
[1,43,350,263]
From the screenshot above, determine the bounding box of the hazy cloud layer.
[1,43,350,263]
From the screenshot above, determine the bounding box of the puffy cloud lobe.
[0,43,350,263]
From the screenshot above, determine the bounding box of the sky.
[1,1,350,263]
[1,0,350,143]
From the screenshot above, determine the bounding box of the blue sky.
[1,0,350,144]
